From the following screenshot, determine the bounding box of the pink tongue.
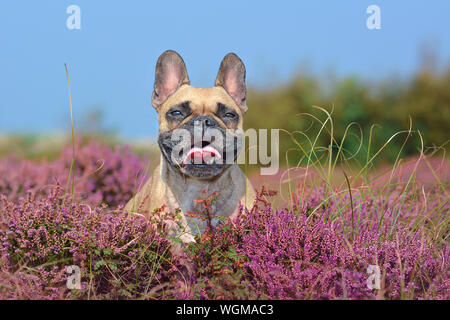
[183,146,221,164]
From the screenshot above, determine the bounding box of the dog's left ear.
[215,53,247,114]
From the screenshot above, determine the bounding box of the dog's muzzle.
[158,116,241,178]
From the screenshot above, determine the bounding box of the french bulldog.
[125,50,255,243]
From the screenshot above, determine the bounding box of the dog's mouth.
[158,130,240,179]
[181,142,222,167]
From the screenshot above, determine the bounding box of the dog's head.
[152,50,247,179]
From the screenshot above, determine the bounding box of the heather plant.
[0,185,185,299]
[0,106,448,299]
[181,191,258,300]
[0,139,149,208]
[175,183,448,300]
[0,139,448,299]
[182,224,255,300]
[236,187,448,299]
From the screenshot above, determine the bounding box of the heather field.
[1,0,449,303]
[0,135,448,300]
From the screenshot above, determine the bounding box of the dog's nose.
[191,116,218,128]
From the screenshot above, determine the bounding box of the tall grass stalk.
[63,63,76,205]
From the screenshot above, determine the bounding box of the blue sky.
[0,1,449,139]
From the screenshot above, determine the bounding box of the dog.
[125,50,255,243]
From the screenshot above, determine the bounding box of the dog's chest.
[178,181,228,216]
[159,162,246,235]
[175,181,232,235]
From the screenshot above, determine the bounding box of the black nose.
[190,116,218,128]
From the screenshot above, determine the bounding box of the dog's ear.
[152,50,190,109]
[215,53,247,114]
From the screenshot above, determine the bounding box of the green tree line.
[244,67,450,166]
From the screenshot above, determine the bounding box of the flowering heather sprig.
[186,189,219,232]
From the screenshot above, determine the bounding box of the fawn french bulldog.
[125,50,255,243]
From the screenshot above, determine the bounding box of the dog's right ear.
[152,50,190,110]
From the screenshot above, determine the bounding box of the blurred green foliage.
[245,67,450,166]
[1,67,448,170]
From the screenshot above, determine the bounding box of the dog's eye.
[169,110,183,117]
[224,112,236,119]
